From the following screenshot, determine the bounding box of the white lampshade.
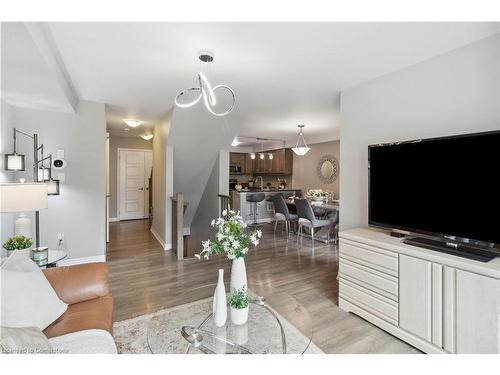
[5,153,25,171]
[46,179,60,196]
[0,183,48,213]
[291,146,311,156]
[38,168,50,181]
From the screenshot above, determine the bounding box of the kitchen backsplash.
[230,174,292,189]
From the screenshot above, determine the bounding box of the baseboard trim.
[150,226,171,251]
[108,217,119,222]
[57,255,106,266]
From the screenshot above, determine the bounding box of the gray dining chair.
[271,194,298,235]
[295,198,331,243]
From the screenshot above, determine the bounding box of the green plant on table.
[229,287,249,309]
[3,236,33,251]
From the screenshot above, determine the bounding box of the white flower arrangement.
[195,209,262,260]
[306,189,329,198]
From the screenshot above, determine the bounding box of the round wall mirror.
[317,155,339,184]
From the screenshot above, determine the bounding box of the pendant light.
[258,142,265,159]
[175,52,235,117]
[291,125,310,156]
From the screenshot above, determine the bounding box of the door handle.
[139,188,144,191]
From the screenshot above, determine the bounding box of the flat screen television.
[368,130,500,261]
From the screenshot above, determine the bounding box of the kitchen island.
[231,189,301,224]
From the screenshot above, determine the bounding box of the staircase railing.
[218,194,230,218]
[171,193,188,260]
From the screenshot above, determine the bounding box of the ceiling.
[1,23,74,113]
[3,22,499,141]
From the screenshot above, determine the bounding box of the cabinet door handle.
[139,187,144,191]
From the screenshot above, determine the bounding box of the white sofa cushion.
[0,251,68,330]
[0,326,52,354]
[48,329,117,354]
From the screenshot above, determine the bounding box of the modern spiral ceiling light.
[291,125,311,156]
[175,53,235,117]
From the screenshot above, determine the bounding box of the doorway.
[117,148,153,221]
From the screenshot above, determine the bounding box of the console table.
[339,227,500,354]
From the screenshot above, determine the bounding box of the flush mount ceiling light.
[175,52,235,117]
[141,133,153,141]
[124,119,143,128]
[291,125,311,156]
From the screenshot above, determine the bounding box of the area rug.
[113,297,323,354]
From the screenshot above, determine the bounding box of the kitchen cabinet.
[245,153,254,174]
[253,155,268,174]
[233,149,293,175]
[339,228,500,354]
[271,149,293,175]
[230,152,248,174]
[253,149,293,175]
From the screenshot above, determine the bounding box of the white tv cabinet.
[339,227,500,354]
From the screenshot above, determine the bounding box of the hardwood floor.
[107,219,420,354]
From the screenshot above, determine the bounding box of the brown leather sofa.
[41,263,113,339]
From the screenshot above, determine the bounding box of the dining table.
[285,198,339,243]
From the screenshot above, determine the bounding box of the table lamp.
[0,183,48,243]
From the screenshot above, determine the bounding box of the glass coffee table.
[147,293,313,354]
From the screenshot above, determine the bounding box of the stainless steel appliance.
[230,164,242,174]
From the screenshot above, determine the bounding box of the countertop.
[231,188,300,193]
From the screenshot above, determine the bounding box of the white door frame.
[117,148,153,221]
[105,133,110,242]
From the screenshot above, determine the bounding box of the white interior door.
[144,150,153,218]
[119,150,146,220]
[105,133,110,242]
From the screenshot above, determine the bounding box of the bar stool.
[246,193,266,227]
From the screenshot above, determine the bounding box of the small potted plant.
[2,235,33,257]
[229,287,250,325]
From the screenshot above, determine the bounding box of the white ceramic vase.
[230,306,249,325]
[230,257,247,292]
[213,269,227,327]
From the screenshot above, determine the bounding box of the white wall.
[168,104,242,230]
[292,140,340,198]
[188,155,222,253]
[1,100,15,248]
[108,134,152,218]
[0,100,106,260]
[151,109,172,249]
[340,34,500,231]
